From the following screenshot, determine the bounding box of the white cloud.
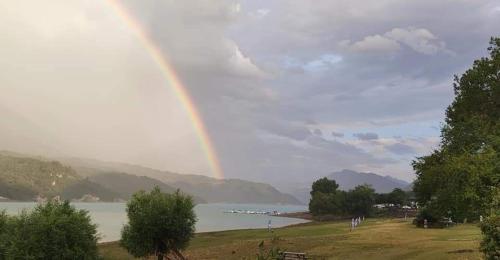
[385,28,449,55]
[226,40,267,77]
[339,35,401,53]
[303,54,343,72]
[340,27,453,55]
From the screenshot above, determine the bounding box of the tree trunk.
[172,249,186,260]
[158,253,163,260]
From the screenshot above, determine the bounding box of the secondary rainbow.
[107,0,224,179]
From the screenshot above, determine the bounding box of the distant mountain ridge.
[59,157,302,205]
[0,151,301,204]
[280,169,411,203]
[327,169,411,193]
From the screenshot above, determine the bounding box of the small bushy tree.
[480,214,500,260]
[0,201,99,259]
[121,187,197,260]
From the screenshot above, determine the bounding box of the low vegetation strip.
[98,218,482,259]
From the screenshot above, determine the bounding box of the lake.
[0,202,308,242]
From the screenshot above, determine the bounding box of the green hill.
[0,153,118,201]
[0,154,80,199]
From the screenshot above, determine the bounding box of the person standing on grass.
[268,219,272,232]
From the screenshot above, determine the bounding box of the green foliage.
[387,188,407,205]
[309,177,376,217]
[480,214,500,260]
[0,201,98,259]
[375,188,411,205]
[309,178,345,216]
[413,203,449,228]
[120,187,197,259]
[345,185,376,216]
[0,211,7,259]
[309,191,345,216]
[413,37,500,223]
[310,177,339,195]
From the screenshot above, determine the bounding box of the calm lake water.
[0,202,308,242]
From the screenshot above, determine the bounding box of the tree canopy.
[0,201,98,259]
[310,177,339,195]
[345,185,376,216]
[121,187,197,260]
[309,178,344,216]
[308,177,377,217]
[413,37,500,222]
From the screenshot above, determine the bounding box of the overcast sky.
[1,0,499,186]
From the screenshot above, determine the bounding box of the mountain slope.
[60,157,302,204]
[327,169,410,193]
[88,172,206,204]
[171,179,301,204]
[61,179,119,201]
[0,154,80,198]
[0,153,120,201]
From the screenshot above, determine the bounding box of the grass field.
[98,218,482,259]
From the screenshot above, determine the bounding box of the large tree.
[345,185,376,216]
[386,188,408,206]
[121,187,197,260]
[310,177,339,195]
[309,178,344,216]
[413,37,500,222]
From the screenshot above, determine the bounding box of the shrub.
[0,201,99,259]
[256,237,283,260]
[480,215,500,260]
[0,211,8,259]
[413,204,446,228]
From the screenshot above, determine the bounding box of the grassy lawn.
[98,218,482,259]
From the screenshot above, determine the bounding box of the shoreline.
[99,212,313,244]
[275,211,313,220]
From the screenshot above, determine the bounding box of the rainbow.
[107,0,224,179]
